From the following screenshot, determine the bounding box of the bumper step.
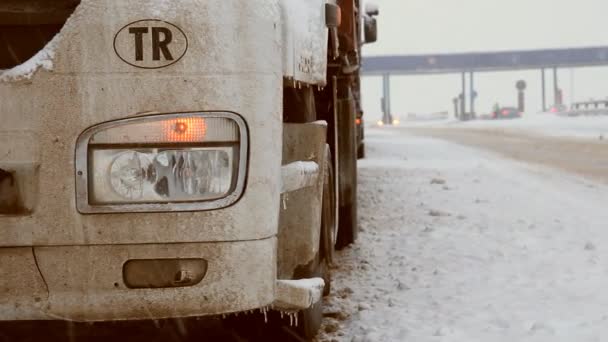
[272,278,325,311]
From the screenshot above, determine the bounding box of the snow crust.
[274,278,325,312]
[0,33,61,82]
[320,127,608,342]
[281,161,320,193]
[279,278,325,305]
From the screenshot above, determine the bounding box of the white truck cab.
[0,0,376,339]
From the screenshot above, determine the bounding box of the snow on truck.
[0,0,377,338]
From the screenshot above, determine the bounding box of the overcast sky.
[361,0,608,121]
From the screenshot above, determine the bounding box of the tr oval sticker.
[113,19,188,69]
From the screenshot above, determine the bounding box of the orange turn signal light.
[163,117,207,142]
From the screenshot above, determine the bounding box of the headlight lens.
[91,147,234,204]
[75,113,248,213]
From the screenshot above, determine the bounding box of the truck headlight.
[75,112,248,213]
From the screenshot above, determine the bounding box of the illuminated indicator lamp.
[163,117,207,142]
[355,118,362,125]
[392,119,400,126]
[174,122,188,134]
[377,120,384,126]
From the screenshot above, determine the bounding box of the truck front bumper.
[1,238,278,321]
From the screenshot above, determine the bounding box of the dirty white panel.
[280,0,329,85]
[0,0,283,246]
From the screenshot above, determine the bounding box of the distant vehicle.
[569,100,608,116]
[493,107,521,119]
[547,104,568,114]
[406,111,448,121]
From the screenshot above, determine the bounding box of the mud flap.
[278,122,327,279]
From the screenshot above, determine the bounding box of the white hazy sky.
[361,0,608,121]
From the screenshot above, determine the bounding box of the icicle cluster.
[219,306,303,327]
[278,309,299,327]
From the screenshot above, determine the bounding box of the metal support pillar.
[460,72,466,119]
[553,67,559,105]
[382,74,392,124]
[541,68,546,112]
[469,71,475,117]
[569,68,575,105]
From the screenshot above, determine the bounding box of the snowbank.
[402,113,608,140]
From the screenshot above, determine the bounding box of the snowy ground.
[319,126,608,342]
[401,113,608,140]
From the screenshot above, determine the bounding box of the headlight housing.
[75,112,248,213]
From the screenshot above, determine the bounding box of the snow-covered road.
[320,127,608,342]
[403,113,608,141]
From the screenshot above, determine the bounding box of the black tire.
[336,203,356,249]
[296,255,330,340]
[321,146,337,269]
[357,143,365,159]
[334,85,358,250]
[297,294,323,340]
[297,150,334,338]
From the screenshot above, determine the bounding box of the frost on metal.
[273,278,325,311]
[281,161,320,194]
[0,31,60,83]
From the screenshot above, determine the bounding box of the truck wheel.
[336,203,356,250]
[286,149,334,340]
[357,143,365,159]
[296,254,329,340]
[297,152,334,338]
[321,146,336,274]
[335,91,358,250]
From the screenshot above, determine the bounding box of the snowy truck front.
[0,0,323,321]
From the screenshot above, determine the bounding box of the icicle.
[282,194,288,210]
